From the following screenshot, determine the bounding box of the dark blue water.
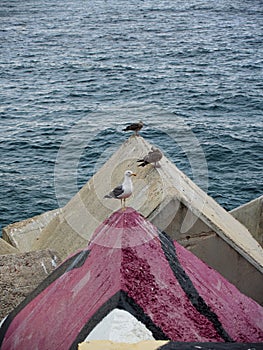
[1,0,262,232]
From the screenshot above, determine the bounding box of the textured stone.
[0,249,61,319]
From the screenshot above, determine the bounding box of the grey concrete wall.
[0,238,18,255]
[2,208,61,252]
[231,195,263,247]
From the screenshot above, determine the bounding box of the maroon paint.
[175,241,263,342]
[1,208,263,350]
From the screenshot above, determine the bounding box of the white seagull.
[104,170,136,208]
[137,147,163,168]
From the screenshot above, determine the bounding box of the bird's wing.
[148,149,163,162]
[137,153,149,162]
[139,149,162,163]
[123,122,142,131]
[111,185,124,198]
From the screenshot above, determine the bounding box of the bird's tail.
[137,160,149,167]
[104,194,112,199]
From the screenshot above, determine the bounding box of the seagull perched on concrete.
[123,121,143,136]
[137,147,163,168]
[104,170,136,208]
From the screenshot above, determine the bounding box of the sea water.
[1,0,262,231]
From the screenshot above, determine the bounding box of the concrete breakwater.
[0,135,262,320]
[1,207,262,349]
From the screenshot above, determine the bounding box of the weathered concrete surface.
[31,136,168,258]
[79,340,168,350]
[0,238,18,255]
[2,208,61,252]
[0,249,61,319]
[230,195,263,247]
[2,136,263,304]
[78,341,263,350]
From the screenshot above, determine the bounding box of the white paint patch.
[0,316,7,328]
[71,272,91,298]
[86,309,154,343]
[51,254,58,268]
[216,279,222,291]
[41,261,48,274]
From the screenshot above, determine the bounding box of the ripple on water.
[0,0,262,231]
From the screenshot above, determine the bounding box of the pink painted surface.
[175,241,263,342]
[2,247,122,350]
[1,208,263,349]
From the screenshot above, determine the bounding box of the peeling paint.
[41,261,48,275]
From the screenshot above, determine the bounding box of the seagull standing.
[104,170,136,208]
[137,147,163,168]
[123,121,143,136]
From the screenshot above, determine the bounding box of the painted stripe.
[69,291,120,350]
[118,291,169,340]
[159,231,233,343]
[69,290,169,349]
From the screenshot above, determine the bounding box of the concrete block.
[3,136,263,305]
[2,208,61,252]
[32,211,88,260]
[1,208,262,349]
[231,195,263,247]
[0,238,18,255]
[32,136,164,259]
[0,249,61,319]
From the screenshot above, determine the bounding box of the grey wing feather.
[123,123,137,131]
[138,149,162,165]
[148,150,162,162]
[112,185,124,198]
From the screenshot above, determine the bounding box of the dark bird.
[123,121,143,136]
[104,170,136,208]
[137,147,163,168]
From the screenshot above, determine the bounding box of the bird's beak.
[132,173,136,176]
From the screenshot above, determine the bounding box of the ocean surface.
[1,0,262,232]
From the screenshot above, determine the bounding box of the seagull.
[137,147,163,168]
[123,121,143,136]
[104,170,136,208]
